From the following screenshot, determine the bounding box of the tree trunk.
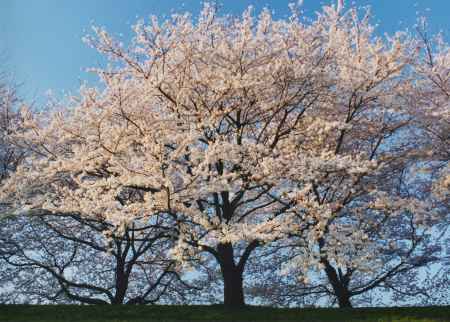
[217,242,245,308]
[321,258,353,308]
[113,257,128,304]
[223,267,245,308]
[337,292,352,308]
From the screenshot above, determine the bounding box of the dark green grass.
[0,305,449,322]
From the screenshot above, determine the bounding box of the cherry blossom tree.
[268,9,449,309]
[246,199,443,308]
[0,212,201,304]
[0,2,448,308]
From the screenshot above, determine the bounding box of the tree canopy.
[0,1,448,308]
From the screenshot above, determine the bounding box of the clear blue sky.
[1,0,449,104]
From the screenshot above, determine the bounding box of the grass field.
[0,305,449,322]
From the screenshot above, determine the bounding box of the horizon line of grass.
[1,304,449,322]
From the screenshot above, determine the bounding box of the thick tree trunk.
[222,267,245,308]
[113,277,127,304]
[113,258,129,304]
[336,292,352,308]
[217,242,246,308]
[321,258,353,308]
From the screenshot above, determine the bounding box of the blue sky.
[0,0,449,104]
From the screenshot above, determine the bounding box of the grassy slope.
[0,305,449,322]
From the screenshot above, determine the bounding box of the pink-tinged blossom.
[0,2,447,307]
